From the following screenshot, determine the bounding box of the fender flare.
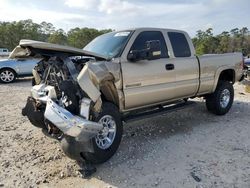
[212,66,236,92]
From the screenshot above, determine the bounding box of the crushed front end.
[21,55,107,163]
[15,39,124,176]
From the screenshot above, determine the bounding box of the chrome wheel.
[95,115,117,150]
[220,89,230,108]
[0,70,15,83]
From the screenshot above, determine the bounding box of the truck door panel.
[121,31,176,109]
[167,32,199,98]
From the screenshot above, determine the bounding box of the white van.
[0,48,10,56]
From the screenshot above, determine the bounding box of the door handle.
[165,64,175,70]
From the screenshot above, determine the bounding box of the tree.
[67,28,112,48]
[48,29,67,45]
[217,31,230,53]
[0,20,51,50]
[0,19,249,56]
[193,27,250,55]
[0,20,112,50]
[193,28,219,54]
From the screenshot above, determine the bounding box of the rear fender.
[212,66,236,92]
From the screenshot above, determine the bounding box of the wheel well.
[100,81,119,107]
[0,67,17,76]
[218,69,235,84]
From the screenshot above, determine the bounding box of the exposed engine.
[23,56,97,139]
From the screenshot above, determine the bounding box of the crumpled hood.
[9,39,108,60]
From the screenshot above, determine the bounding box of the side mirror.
[146,40,161,60]
[127,40,161,62]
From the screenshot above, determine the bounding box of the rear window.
[168,32,191,57]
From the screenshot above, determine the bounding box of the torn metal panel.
[32,69,41,85]
[77,64,101,103]
[80,60,124,109]
[80,98,92,120]
[117,90,125,111]
[87,61,121,85]
[9,46,31,59]
[93,97,102,113]
[31,84,57,102]
[100,81,119,105]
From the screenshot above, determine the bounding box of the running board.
[122,101,196,123]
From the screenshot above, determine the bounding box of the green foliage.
[0,19,249,56]
[193,27,250,55]
[67,27,112,48]
[48,29,67,45]
[0,20,112,50]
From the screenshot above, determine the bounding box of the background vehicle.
[0,48,10,57]
[0,58,41,83]
[18,28,244,169]
[244,57,250,70]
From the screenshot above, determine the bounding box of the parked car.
[0,58,41,83]
[244,57,250,70]
[16,28,244,175]
[0,48,10,57]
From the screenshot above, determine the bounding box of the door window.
[130,31,169,58]
[168,32,191,57]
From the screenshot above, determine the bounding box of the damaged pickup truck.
[16,28,244,172]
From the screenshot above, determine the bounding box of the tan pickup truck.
[17,28,244,170]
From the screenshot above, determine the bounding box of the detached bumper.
[44,99,103,142]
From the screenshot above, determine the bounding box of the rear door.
[167,32,199,98]
[121,30,176,109]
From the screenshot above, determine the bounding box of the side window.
[168,32,191,57]
[130,31,169,58]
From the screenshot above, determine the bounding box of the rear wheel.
[82,102,123,164]
[206,81,234,115]
[0,68,16,83]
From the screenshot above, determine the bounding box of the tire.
[82,102,123,164]
[0,68,16,83]
[206,81,234,115]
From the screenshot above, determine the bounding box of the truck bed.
[197,52,243,95]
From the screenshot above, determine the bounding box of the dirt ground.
[0,78,250,188]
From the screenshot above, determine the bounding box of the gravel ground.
[0,78,250,188]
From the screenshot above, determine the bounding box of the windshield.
[83,31,132,59]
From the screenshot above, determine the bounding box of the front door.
[121,30,176,110]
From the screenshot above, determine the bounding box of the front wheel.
[206,81,234,115]
[82,102,123,164]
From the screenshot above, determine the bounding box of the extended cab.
[17,28,244,169]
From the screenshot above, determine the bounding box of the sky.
[0,0,249,36]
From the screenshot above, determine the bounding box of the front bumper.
[44,99,103,142]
